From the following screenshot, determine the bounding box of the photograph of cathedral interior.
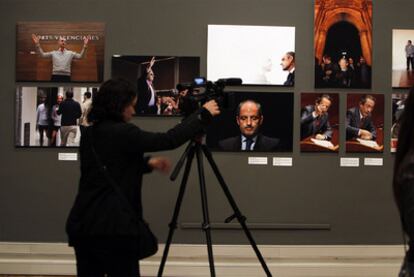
[314,0,372,89]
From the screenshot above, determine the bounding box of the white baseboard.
[0,242,405,276]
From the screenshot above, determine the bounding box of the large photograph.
[345,94,384,153]
[300,93,339,152]
[16,22,105,83]
[112,55,200,116]
[392,29,414,88]
[208,25,295,86]
[15,86,97,147]
[206,92,293,152]
[314,0,372,89]
[391,93,408,152]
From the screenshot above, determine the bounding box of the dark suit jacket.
[395,154,414,261]
[283,71,295,86]
[335,68,354,88]
[66,109,211,246]
[57,99,82,126]
[300,105,332,140]
[346,107,376,140]
[136,73,157,114]
[218,134,280,152]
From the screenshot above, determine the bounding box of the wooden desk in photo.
[346,128,383,153]
[346,140,383,152]
[300,136,339,152]
[300,128,339,152]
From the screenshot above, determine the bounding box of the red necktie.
[314,117,321,128]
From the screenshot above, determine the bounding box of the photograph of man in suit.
[218,100,280,151]
[136,56,157,114]
[280,51,295,86]
[346,94,376,141]
[300,94,333,140]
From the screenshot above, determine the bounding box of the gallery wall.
[0,0,412,244]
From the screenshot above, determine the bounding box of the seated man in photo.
[300,94,333,140]
[219,100,280,151]
[346,94,377,141]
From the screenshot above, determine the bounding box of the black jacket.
[136,73,157,114]
[218,134,280,152]
[395,153,414,261]
[283,71,295,86]
[57,99,82,126]
[66,109,211,245]
[300,105,333,140]
[346,107,376,140]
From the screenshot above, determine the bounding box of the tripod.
[157,138,272,277]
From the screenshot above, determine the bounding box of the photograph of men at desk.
[300,93,339,152]
[346,94,384,152]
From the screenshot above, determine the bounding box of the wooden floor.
[0,243,404,277]
[0,275,153,277]
[392,69,414,87]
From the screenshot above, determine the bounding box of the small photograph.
[15,86,97,147]
[16,22,105,83]
[345,94,384,153]
[391,93,408,152]
[207,25,296,86]
[206,92,293,152]
[112,55,200,116]
[392,29,414,88]
[314,0,372,89]
[300,93,339,152]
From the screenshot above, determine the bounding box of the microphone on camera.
[216,78,242,86]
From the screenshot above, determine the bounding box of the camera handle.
[157,139,273,277]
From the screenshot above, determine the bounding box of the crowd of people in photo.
[154,88,189,116]
[35,89,93,147]
[315,54,371,88]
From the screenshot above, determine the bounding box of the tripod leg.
[170,141,195,182]
[157,147,196,277]
[201,145,273,277]
[195,145,216,277]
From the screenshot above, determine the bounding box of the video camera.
[178,77,242,117]
[155,89,180,97]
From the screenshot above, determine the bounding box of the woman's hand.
[202,100,220,116]
[148,157,171,174]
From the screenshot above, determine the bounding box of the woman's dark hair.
[393,87,414,210]
[88,78,137,123]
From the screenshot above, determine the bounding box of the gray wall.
[0,0,411,244]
